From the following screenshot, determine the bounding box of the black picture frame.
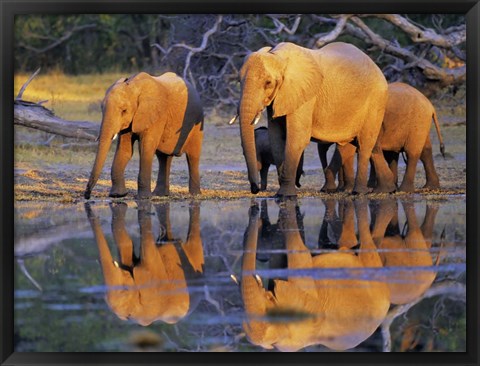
[1,1,478,365]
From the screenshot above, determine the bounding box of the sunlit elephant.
[240,198,390,351]
[254,126,304,191]
[84,72,204,200]
[84,200,204,325]
[238,42,395,197]
[370,198,441,304]
[322,82,446,193]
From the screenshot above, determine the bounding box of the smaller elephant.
[84,72,204,200]
[254,127,304,191]
[322,82,445,193]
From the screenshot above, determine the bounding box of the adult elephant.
[238,42,395,197]
[84,72,204,200]
[240,199,391,351]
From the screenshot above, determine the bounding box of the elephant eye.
[265,80,272,88]
[121,109,127,115]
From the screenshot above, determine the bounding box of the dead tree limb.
[14,100,99,141]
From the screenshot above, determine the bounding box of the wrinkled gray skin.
[255,127,304,191]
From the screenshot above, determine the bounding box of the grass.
[13,71,467,203]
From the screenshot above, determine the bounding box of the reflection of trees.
[381,281,466,352]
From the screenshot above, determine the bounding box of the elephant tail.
[432,110,445,158]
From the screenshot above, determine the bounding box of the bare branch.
[151,16,223,81]
[16,67,41,100]
[315,15,352,47]
[349,16,465,86]
[268,15,302,35]
[369,14,465,48]
[18,24,97,54]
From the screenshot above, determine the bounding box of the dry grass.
[13,72,466,203]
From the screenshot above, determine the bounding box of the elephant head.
[84,72,167,199]
[84,199,204,326]
[240,198,390,351]
[238,43,322,193]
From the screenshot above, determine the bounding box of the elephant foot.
[397,183,415,193]
[372,186,396,194]
[276,184,297,198]
[136,191,152,200]
[152,189,169,197]
[250,182,260,194]
[109,188,128,198]
[423,181,440,190]
[352,184,371,195]
[320,183,337,193]
[273,193,297,202]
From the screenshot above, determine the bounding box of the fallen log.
[14,100,99,141]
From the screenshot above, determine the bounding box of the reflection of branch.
[381,281,466,352]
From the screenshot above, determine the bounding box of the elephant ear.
[132,79,168,134]
[272,43,323,118]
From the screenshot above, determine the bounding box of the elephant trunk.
[239,92,261,194]
[84,121,116,199]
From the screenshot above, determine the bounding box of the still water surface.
[14,196,466,352]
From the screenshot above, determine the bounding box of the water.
[14,196,466,352]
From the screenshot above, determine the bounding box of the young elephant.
[324,82,445,193]
[84,72,204,200]
[254,127,304,191]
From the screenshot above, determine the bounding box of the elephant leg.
[267,116,286,183]
[137,139,155,199]
[398,151,420,193]
[370,143,396,193]
[277,118,310,197]
[260,163,270,191]
[321,144,340,193]
[295,152,304,188]
[420,136,440,190]
[186,152,201,195]
[339,143,356,193]
[384,151,399,187]
[318,143,336,192]
[368,160,376,188]
[153,152,172,197]
[110,132,135,197]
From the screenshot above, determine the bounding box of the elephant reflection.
[241,198,390,352]
[370,199,441,305]
[85,201,203,326]
[240,197,442,351]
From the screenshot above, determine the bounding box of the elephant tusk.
[113,260,120,268]
[228,114,238,125]
[230,274,239,285]
[254,274,262,286]
[112,133,119,141]
[252,114,261,125]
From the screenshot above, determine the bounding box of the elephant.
[322,82,446,193]
[84,200,204,326]
[254,126,304,191]
[84,71,204,200]
[240,198,391,351]
[369,198,442,305]
[237,42,395,197]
